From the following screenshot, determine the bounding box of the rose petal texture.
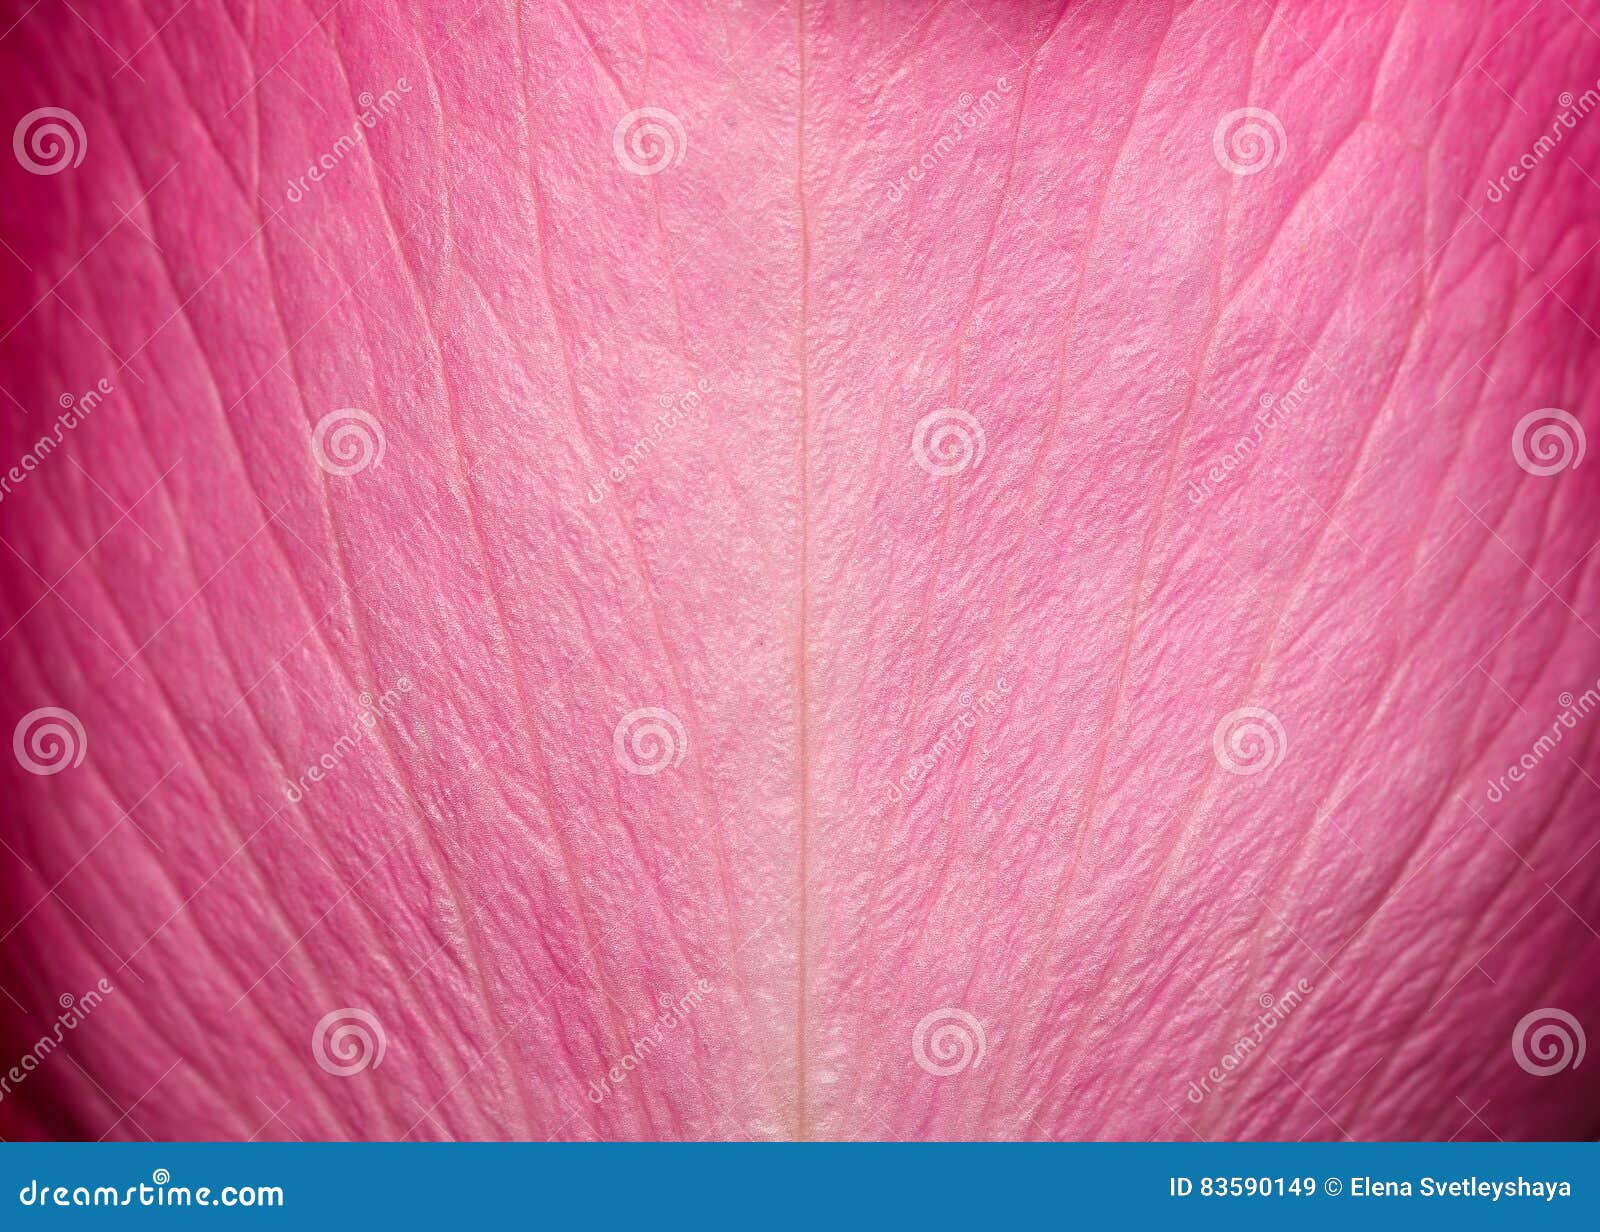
[2,0,1599,1141]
